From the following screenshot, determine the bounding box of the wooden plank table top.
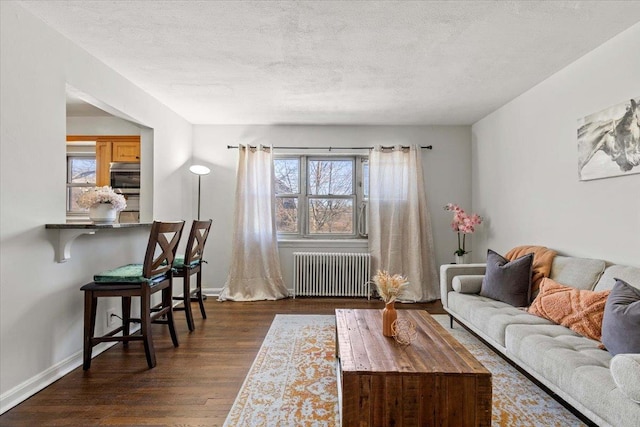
[336,308,490,376]
[335,308,492,426]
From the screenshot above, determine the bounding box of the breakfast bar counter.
[45,222,152,263]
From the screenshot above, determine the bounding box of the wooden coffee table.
[335,309,492,426]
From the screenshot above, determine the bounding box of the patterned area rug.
[224,314,586,426]
[224,315,339,426]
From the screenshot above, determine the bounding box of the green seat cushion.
[94,264,166,283]
[173,256,201,269]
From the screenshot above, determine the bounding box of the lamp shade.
[189,165,211,175]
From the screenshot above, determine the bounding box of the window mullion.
[301,155,308,237]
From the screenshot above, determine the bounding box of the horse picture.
[577,97,640,181]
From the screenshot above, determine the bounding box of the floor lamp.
[189,165,210,220]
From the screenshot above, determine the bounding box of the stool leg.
[83,290,97,370]
[140,285,156,369]
[196,269,206,319]
[165,283,180,347]
[121,296,131,347]
[183,272,195,332]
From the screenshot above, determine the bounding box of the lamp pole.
[197,174,202,220]
[189,165,211,220]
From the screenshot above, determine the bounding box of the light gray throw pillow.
[480,249,533,307]
[452,275,484,294]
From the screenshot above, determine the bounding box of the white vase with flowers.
[77,186,127,224]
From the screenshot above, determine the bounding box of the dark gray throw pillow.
[602,279,640,356]
[480,249,533,307]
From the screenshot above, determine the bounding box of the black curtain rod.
[226,145,433,150]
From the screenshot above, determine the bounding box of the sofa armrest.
[611,354,640,403]
[440,263,487,309]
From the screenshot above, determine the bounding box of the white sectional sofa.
[440,256,640,427]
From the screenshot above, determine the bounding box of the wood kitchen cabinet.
[112,140,140,162]
[96,136,140,186]
[95,140,112,187]
[67,135,141,187]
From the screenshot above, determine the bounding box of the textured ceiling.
[18,1,640,125]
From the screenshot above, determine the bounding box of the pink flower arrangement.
[444,203,482,256]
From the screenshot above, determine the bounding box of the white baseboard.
[0,340,116,415]
[203,288,296,298]
[0,321,146,415]
[203,287,222,296]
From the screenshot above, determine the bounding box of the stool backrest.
[143,221,185,279]
[184,219,213,265]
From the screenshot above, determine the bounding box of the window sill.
[278,239,368,249]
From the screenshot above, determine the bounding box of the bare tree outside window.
[67,156,96,212]
[308,198,353,233]
[308,160,352,195]
[274,158,299,194]
[307,160,353,233]
[70,158,96,183]
[274,158,300,233]
[274,155,366,237]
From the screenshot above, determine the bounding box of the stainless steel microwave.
[109,162,140,192]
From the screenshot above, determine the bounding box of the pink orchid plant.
[444,203,482,256]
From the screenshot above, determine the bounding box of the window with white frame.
[274,155,368,238]
[66,155,96,214]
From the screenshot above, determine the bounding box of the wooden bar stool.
[172,219,212,331]
[80,220,185,370]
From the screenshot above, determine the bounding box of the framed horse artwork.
[577,97,640,181]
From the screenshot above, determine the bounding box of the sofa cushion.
[505,323,640,427]
[448,292,553,347]
[480,249,533,307]
[505,323,609,390]
[528,278,610,341]
[594,265,640,291]
[569,363,640,427]
[550,256,606,290]
[601,279,640,356]
[610,353,640,403]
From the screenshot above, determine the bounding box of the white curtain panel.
[219,145,289,301]
[369,145,439,302]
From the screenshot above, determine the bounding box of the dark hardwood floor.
[0,298,444,427]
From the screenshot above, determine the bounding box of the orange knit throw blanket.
[529,278,610,341]
[504,245,557,296]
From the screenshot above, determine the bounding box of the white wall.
[67,116,142,135]
[0,1,193,412]
[471,23,640,266]
[192,125,472,293]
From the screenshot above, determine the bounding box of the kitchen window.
[66,155,96,214]
[274,155,368,238]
